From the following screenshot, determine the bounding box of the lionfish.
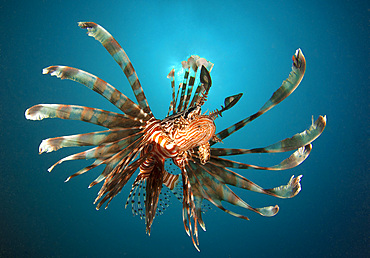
[25,22,326,251]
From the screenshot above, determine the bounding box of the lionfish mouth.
[25,22,326,252]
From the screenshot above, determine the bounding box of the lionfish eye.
[147,144,154,152]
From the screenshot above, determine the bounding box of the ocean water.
[1,0,368,257]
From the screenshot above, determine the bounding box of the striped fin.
[164,159,183,202]
[180,169,200,251]
[187,161,279,218]
[89,142,143,188]
[125,178,146,219]
[180,170,191,235]
[156,188,171,216]
[169,54,214,113]
[176,67,190,112]
[163,170,180,190]
[189,58,214,107]
[94,141,145,192]
[189,82,203,108]
[194,66,212,107]
[220,93,243,114]
[25,104,142,129]
[166,69,176,116]
[182,56,199,110]
[181,168,210,247]
[125,173,173,219]
[192,194,206,232]
[63,134,143,183]
[211,115,326,156]
[126,171,149,208]
[213,49,306,143]
[171,74,183,115]
[181,72,195,111]
[73,149,131,185]
[78,22,153,117]
[95,152,150,210]
[224,94,243,111]
[209,144,312,171]
[200,160,303,199]
[43,66,149,120]
[39,128,143,154]
[145,162,165,235]
[126,177,173,219]
[47,132,143,172]
[65,158,106,182]
[195,57,214,72]
[209,93,244,120]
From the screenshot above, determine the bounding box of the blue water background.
[1,0,368,257]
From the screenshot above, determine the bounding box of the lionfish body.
[25,22,326,251]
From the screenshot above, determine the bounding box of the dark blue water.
[1,1,368,257]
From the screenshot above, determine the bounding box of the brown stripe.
[93,77,107,96]
[102,37,121,57]
[60,66,79,79]
[110,89,121,106]
[81,107,94,122]
[123,62,135,78]
[58,105,70,119]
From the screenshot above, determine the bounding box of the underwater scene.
[1,0,368,257]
